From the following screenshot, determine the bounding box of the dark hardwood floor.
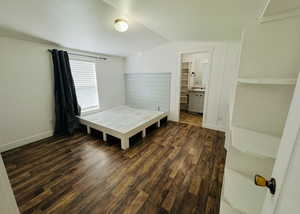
[2,122,226,214]
[180,111,203,127]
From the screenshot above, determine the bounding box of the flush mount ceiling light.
[114,18,129,32]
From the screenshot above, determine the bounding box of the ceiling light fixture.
[114,18,129,32]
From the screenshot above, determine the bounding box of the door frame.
[0,155,20,213]
[177,48,214,127]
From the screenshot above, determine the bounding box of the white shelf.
[232,84,294,137]
[223,168,266,214]
[237,78,297,85]
[227,146,275,178]
[231,126,280,159]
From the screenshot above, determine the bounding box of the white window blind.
[70,60,99,111]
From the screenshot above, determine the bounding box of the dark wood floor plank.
[123,190,149,214]
[2,121,226,214]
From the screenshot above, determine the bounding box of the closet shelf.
[231,126,280,159]
[237,78,297,85]
[226,145,275,179]
[223,168,266,214]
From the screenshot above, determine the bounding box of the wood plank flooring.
[2,122,226,214]
[180,111,203,127]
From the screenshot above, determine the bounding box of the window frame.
[69,58,100,114]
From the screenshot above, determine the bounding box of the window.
[70,60,99,112]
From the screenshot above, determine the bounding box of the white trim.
[177,47,215,126]
[0,155,20,214]
[258,0,272,20]
[216,43,227,130]
[0,130,53,152]
[228,33,243,130]
[203,122,227,132]
[224,130,231,151]
[237,78,297,85]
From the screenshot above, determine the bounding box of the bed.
[78,106,168,150]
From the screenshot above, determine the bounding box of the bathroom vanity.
[188,88,205,113]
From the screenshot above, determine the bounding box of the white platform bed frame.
[78,106,168,150]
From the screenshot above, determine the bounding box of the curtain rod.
[48,49,107,60]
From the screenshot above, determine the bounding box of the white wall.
[125,73,171,112]
[126,41,240,131]
[0,36,125,152]
[96,57,125,111]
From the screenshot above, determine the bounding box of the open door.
[261,75,300,213]
[220,74,300,214]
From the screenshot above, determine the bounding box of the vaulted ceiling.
[104,0,262,41]
[0,0,166,56]
[0,0,263,56]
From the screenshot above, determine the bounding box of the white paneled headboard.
[125,73,171,113]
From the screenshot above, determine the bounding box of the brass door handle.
[254,175,276,195]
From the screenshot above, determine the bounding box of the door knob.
[254,175,276,195]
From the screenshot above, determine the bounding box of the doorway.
[179,51,211,127]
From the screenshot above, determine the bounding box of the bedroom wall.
[96,57,125,111]
[126,41,241,131]
[125,73,171,112]
[0,36,125,152]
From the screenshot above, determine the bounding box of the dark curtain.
[50,49,81,135]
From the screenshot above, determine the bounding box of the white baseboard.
[0,130,54,152]
[224,131,230,151]
[203,123,227,132]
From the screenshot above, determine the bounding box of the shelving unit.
[180,62,190,110]
[220,7,299,213]
[224,78,296,213]
[223,78,296,213]
[237,78,297,85]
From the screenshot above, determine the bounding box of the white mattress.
[79,106,166,134]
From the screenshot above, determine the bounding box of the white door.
[261,75,300,213]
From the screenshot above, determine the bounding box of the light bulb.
[114,19,129,32]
